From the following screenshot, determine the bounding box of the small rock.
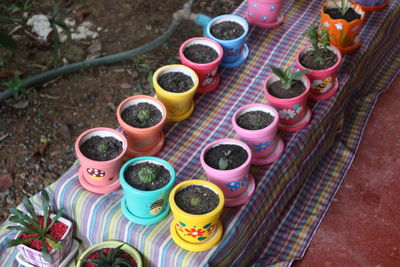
[0,173,13,192]
[58,124,72,141]
[64,44,85,62]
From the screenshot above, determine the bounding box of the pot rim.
[263,74,311,102]
[206,14,249,44]
[179,37,224,66]
[232,103,279,134]
[296,44,342,73]
[321,1,365,24]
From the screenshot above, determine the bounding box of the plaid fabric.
[1,1,399,266]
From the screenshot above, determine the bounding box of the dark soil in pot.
[184,44,219,64]
[174,185,219,215]
[300,49,338,70]
[121,102,162,128]
[158,72,194,93]
[237,111,274,130]
[124,162,171,191]
[80,136,123,161]
[204,144,248,170]
[267,80,306,99]
[324,8,361,22]
[211,21,245,40]
[84,248,136,267]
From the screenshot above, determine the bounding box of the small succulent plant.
[190,197,201,207]
[98,144,108,154]
[218,150,231,170]
[138,167,156,183]
[137,109,150,122]
[82,243,132,267]
[250,118,265,130]
[270,67,308,90]
[307,23,332,62]
[331,0,351,17]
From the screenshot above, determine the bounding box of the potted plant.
[296,23,343,101]
[263,67,311,132]
[200,138,255,207]
[117,95,167,157]
[7,190,74,267]
[119,156,176,225]
[179,37,224,94]
[232,103,284,165]
[77,241,142,267]
[75,127,128,194]
[354,0,389,12]
[205,14,249,68]
[169,180,224,252]
[246,0,284,28]
[321,0,365,54]
[152,64,199,122]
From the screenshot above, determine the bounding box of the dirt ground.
[0,0,243,223]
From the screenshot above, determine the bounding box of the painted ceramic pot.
[117,95,166,157]
[354,0,388,12]
[120,157,176,225]
[179,37,223,94]
[232,103,284,165]
[263,74,311,132]
[296,45,342,101]
[169,180,224,252]
[75,127,127,194]
[205,14,249,68]
[76,240,142,267]
[246,0,284,28]
[153,64,199,122]
[321,1,365,54]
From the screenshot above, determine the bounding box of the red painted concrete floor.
[294,74,400,267]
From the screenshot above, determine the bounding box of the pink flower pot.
[200,139,255,207]
[75,127,127,194]
[232,103,284,165]
[246,0,284,28]
[263,74,311,132]
[179,37,224,94]
[296,45,342,101]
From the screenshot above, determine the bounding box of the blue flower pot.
[120,156,176,225]
[206,15,249,68]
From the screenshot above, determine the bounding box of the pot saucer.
[78,168,121,194]
[197,73,221,94]
[16,239,79,267]
[220,44,249,68]
[167,101,195,122]
[251,136,284,165]
[247,13,284,29]
[170,220,223,252]
[121,196,170,225]
[309,78,339,101]
[278,107,312,132]
[225,174,255,207]
[125,131,165,157]
[336,36,360,55]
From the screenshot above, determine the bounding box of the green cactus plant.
[138,167,156,183]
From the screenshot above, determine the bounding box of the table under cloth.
[1,1,400,266]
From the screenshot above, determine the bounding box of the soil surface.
[121,102,162,128]
[183,44,218,64]
[237,111,274,130]
[80,136,123,161]
[204,144,248,170]
[124,162,170,191]
[157,72,194,93]
[0,0,242,224]
[175,185,219,215]
[325,8,361,22]
[84,248,136,267]
[300,49,338,70]
[210,21,244,40]
[267,80,306,99]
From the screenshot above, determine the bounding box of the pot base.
[166,101,195,122]
[278,107,312,132]
[121,196,170,225]
[220,44,249,69]
[125,131,165,157]
[197,73,221,94]
[246,13,284,29]
[225,174,256,207]
[309,78,339,101]
[251,136,284,165]
[335,36,360,55]
[16,238,79,267]
[354,0,389,12]
[170,220,223,252]
[78,168,121,194]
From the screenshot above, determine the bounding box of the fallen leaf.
[75,9,91,24]
[86,40,101,60]
[58,124,71,141]
[0,70,24,79]
[120,83,131,89]
[32,142,48,160]
[0,134,8,142]
[5,100,29,109]
[0,173,13,192]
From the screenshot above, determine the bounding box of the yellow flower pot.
[169,180,224,252]
[153,65,199,122]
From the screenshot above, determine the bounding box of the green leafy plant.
[331,0,351,17]
[7,190,65,263]
[82,243,131,267]
[138,167,156,183]
[137,109,150,122]
[190,197,201,207]
[249,117,265,130]
[270,67,308,90]
[0,16,19,51]
[306,23,332,62]
[4,74,24,99]
[218,150,231,170]
[49,3,71,68]
[98,144,108,154]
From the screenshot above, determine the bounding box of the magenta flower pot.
[179,37,224,94]
[75,127,127,194]
[296,45,342,101]
[200,139,255,207]
[232,103,284,165]
[246,0,284,28]
[263,74,311,132]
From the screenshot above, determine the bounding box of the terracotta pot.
[321,1,365,54]
[296,45,342,101]
[246,0,284,28]
[354,0,389,11]
[117,95,166,157]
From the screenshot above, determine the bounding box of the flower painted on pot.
[207,224,215,233]
[249,11,253,17]
[226,175,248,192]
[312,77,333,93]
[149,199,164,215]
[270,5,276,11]
[87,168,106,180]
[185,228,206,238]
[335,22,343,31]
[262,16,268,21]
[254,141,272,152]
[253,3,257,8]
[323,21,330,27]
[176,223,184,232]
[293,104,303,114]
[278,109,297,120]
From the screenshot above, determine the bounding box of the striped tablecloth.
[1,1,399,266]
